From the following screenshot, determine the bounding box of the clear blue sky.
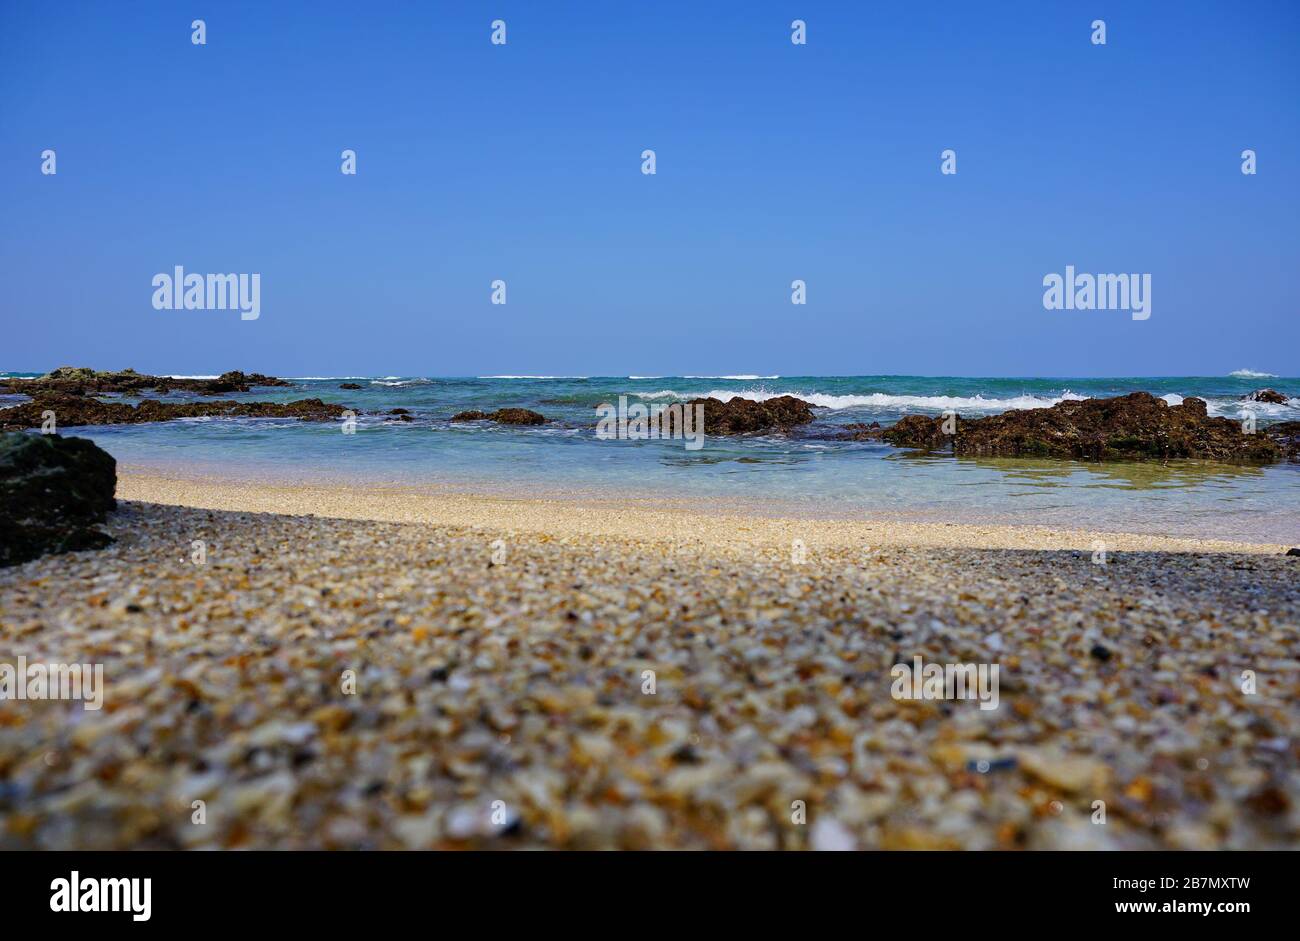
[2,0,1297,377]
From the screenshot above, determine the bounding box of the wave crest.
[632,387,1090,412]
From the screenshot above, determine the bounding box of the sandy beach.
[0,471,1295,850]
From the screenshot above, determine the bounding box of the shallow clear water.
[4,374,1298,543]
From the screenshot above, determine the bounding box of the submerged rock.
[807,421,884,442]
[842,421,882,440]
[450,408,547,425]
[880,392,1282,463]
[0,366,289,397]
[684,395,816,436]
[0,393,348,430]
[1263,421,1300,461]
[339,382,363,390]
[0,432,116,566]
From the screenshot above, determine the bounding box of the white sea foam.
[1229,369,1278,379]
[1209,397,1300,417]
[633,388,1090,412]
[628,374,776,380]
[478,375,589,380]
[1149,393,1297,418]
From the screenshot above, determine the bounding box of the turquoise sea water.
[3,374,1298,543]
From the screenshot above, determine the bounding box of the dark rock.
[879,392,1282,463]
[1089,644,1113,662]
[0,366,289,397]
[202,371,290,394]
[339,382,363,390]
[683,395,816,436]
[493,408,547,426]
[1245,389,1289,405]
[450,408,547,425]
[1286,548,1300,557]
[1263,421,1300,462]
[0,432,116,567]
[0,393,347,430]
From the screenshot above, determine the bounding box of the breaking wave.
[632,388,1091,412]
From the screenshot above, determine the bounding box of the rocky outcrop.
[880,392,1282,463]
[0,394,348,430]
[450,408,547,425]
[1245,388,1289,405]
[0,366,289,397]
[339,383,363,390]
[0,432,116,566]
[684,395,817,435]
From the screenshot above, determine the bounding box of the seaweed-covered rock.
[450,408,547,425]
[684,395,816,436]
[879,392,1282,463]
[0,393,347,430]
[0,432,116,566]
[881,414,957,450]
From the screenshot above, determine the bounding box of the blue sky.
[1,0,1297,377]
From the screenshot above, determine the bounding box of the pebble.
[0,499,1295,849]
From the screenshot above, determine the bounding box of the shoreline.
[115,468,1290,555]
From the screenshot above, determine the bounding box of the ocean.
[4,373,1298,543]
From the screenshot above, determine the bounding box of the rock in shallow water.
[1245,388,1289,405]
[0,394,347,430]
[882,391,1283,463]
[450,408,547,425]
[0,365,288,396]
[684,395,817,436]
[0,431,116,566]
